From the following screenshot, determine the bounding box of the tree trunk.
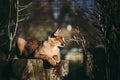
[0,59,69,80]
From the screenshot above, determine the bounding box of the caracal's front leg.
[47,57,56,66]
[35,53,56,66]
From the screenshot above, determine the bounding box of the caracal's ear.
[50,27,62,37]
[54,28,61,36]
[17,38,26,54]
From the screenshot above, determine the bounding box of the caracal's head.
[48,28,65,47]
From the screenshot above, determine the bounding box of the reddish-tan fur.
[34,36,63,65]
[16,38,42,58]
[16,29,65,66]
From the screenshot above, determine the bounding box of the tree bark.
[0,59,69,80]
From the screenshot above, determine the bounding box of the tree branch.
[19,2,32,12]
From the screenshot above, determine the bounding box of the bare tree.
[95,0,120,80]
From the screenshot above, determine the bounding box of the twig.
[18,17,29,22]
[8,0,11,38]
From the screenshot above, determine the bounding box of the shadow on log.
[0,59,69,80]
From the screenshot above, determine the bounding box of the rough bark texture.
[0,59,69,80]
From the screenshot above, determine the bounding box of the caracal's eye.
[61,43,65,46]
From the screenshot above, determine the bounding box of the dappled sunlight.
[65,48,83,63]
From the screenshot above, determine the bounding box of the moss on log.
[0,59,69,80]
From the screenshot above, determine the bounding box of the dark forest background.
[0,0,120,80]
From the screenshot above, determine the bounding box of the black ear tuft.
[50,33,56,38]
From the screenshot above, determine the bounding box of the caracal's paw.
[53,55,61,64]
[48,58,57,66]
